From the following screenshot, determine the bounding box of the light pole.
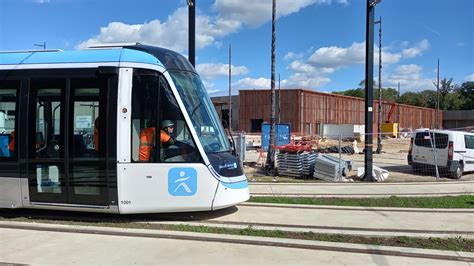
[375,16,382,154]
[435,58,440,129]
[228,43,232,130]
[187,0,195,67]
[363,0,382,181]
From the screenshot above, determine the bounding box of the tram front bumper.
[212,179,250,210]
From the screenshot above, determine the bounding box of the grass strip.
[249,195,474,208]
[168,224,473,252]
[0,216,472,252]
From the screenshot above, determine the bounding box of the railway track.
[248,181,474,198]
[1,202,473,263]
[1,202,473,239]
[0,221,473,263]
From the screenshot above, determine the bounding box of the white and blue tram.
[0,43,249,214]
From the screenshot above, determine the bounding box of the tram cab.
[0,43,249,214]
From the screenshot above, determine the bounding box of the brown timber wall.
[239,89,442,135]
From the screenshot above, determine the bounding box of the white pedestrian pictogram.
[174,170,192,193]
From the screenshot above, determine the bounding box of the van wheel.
[451,165,463,179]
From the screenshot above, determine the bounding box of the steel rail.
[1,223,473,263]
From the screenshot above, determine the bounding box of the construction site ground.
[244,137,474,183]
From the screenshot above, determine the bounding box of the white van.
[408,129,474,179]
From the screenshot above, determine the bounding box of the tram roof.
[0,43,196,73]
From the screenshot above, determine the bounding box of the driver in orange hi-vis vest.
[139,120,175,161]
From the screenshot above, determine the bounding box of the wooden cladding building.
[239,89,442,135]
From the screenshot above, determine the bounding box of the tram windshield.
[170,70,230,154]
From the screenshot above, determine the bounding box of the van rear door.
[412,131,449,167]
[463,134,474,172]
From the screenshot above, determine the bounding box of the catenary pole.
[436,58,440,129]
[228,44,232,130]
[364,0,381,181]
[265,0,277,172]
[375,16,382,154]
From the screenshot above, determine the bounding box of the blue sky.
[0,0,472,96]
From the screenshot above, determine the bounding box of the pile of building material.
[357,165,389,182]
[313,154,352,182]
[301,152,317,176]
[277,151,317,179]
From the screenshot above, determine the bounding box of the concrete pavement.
[249,181,474,197]
[0,221,472,265]
[155,202,474,239]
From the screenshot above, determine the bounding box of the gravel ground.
[245,138,474,183]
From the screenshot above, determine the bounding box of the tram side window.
[71,79,104,158]
[0,81,19,159]
[131,70,159,162]
[130,69,200,163]
[158,76,200,163]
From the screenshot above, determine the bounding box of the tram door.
[27,76,110,206]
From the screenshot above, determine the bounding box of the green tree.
[433,77,456,110]
[459,81,474,110]
[399,91,425,107]
[376,88,399,102]
[419,90,437,108]
[333,88,365,98]
[443,91,465,110]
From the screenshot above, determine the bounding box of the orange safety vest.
[160,130,171,144]
[8,131,15,152]
[94,127,99,151]
[139,127,156,161]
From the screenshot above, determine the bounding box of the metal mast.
[363,0,382,181]
[435,58,440,129]
[188,0,195,67]
[375,16,382,154]
[228,44,232,130]
[265,0,277,172]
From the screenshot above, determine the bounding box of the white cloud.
[277,39,430,90]
[213,0,339,28]
[456,42,466,47]
[285,72,331,88]
[288,60,334,75]
[307,39,430,70]
[401,39,430,58]
[309,42,365,67]
[465,74,474,82]
[34,0,50,4]
[196,63,248,78]
[308,42,404,68]
[278,60,333,88]
[77,7,239,51]
[78,1,349,52]
[235,77,271,89]
[377,48,402,64]
[385,64,433,91]
[284,52,298,61]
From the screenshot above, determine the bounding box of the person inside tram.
[139,120,157,162]
[139,119,195,162]
[8,131,15,157]
[160,120,176,147]
[159,119,196,162]
[93,117,99,152]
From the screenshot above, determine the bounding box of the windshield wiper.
[224,121,237,156]
[190,101,203,117]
